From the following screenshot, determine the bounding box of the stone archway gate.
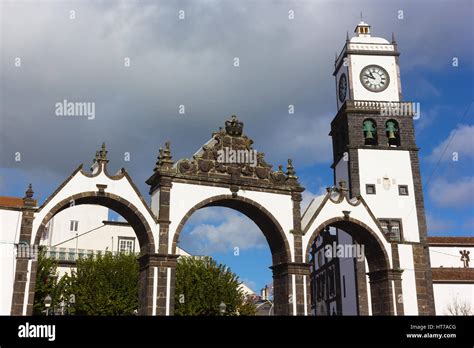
[8,115,401,316]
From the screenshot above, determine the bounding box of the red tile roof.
[431,267,474,283]
[427,236,474,247]
[0,196,24,208]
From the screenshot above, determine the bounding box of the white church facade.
[0,21,472,316]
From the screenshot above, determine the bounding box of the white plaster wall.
[350,55,400,102]
[31,168,158,252]
[337,230,358,315]
[398,244,418,315]
[430,246,474,268]
[358,149,420,242]
[0,209,22,315]
[168,182,295,260]
[433,284,474,315]
[302,196,392,268]
[41,205,108,248]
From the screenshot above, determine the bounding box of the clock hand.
[364,74,375,80]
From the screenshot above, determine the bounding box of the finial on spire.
[391,32,396,44]
[286,159,297,180]
[25,183,34,198]
[23,183,36,207]
[346,31,350,41]
[154,141,174,172]
[93,142,109,164]
[360,12,363,21]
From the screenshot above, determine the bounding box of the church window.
[118,237,135,254]
[70,220,79,232]
[398,185,409,196]
[366,184,376,195]
[378,219,403,242]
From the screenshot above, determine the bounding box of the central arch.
[173,194,292,265]
[172,194,293,315]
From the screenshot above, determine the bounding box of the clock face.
[359,65,390,92]
[338,73,347,102]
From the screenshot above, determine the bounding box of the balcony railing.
[344,100,419,117]
[45,247,137,262]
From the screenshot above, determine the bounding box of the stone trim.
[33,191,156,254]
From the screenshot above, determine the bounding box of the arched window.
[362,119,377,145]
[385,119,400,147]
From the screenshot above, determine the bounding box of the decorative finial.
[154,141,174,171]
[225,115,244,136]
[25,183,34,198]
[360,11,363,21]
[391,32,397,44]
[346,31,350,41]
[286,159,297,179]
[23,183,36,207]
[94,142,109,164]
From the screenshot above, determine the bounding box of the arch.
[172,194,292,265]
[33,191,156,253]
[304,216,389,272]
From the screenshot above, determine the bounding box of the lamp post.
[44,294,52,316]
[219,302,226,316]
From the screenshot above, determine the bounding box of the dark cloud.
[1,0,471,198]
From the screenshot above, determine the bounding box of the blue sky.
[0,1,472,292]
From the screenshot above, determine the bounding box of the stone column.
[137,253,179,316]
[11,184,37,316]
[367,269,402,315]
[354,251,369,315]
[391,243,404,315]
[271,262,311,316]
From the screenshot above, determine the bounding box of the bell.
[385,121,398,140]
[362,120,375,139]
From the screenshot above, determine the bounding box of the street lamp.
[219,302,226,316]
[44,294,52,316]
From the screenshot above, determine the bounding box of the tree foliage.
[70,252,139,315]
[33,248,63,315]
[175,256,256,316]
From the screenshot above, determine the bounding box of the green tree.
[175,256,256,316]
[70,252,139,315]
[33,248,75,315]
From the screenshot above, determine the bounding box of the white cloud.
[180,210,267,255]
[427,124,474,162]
[429,176,474,208]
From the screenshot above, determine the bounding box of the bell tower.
[329,21,435,315]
